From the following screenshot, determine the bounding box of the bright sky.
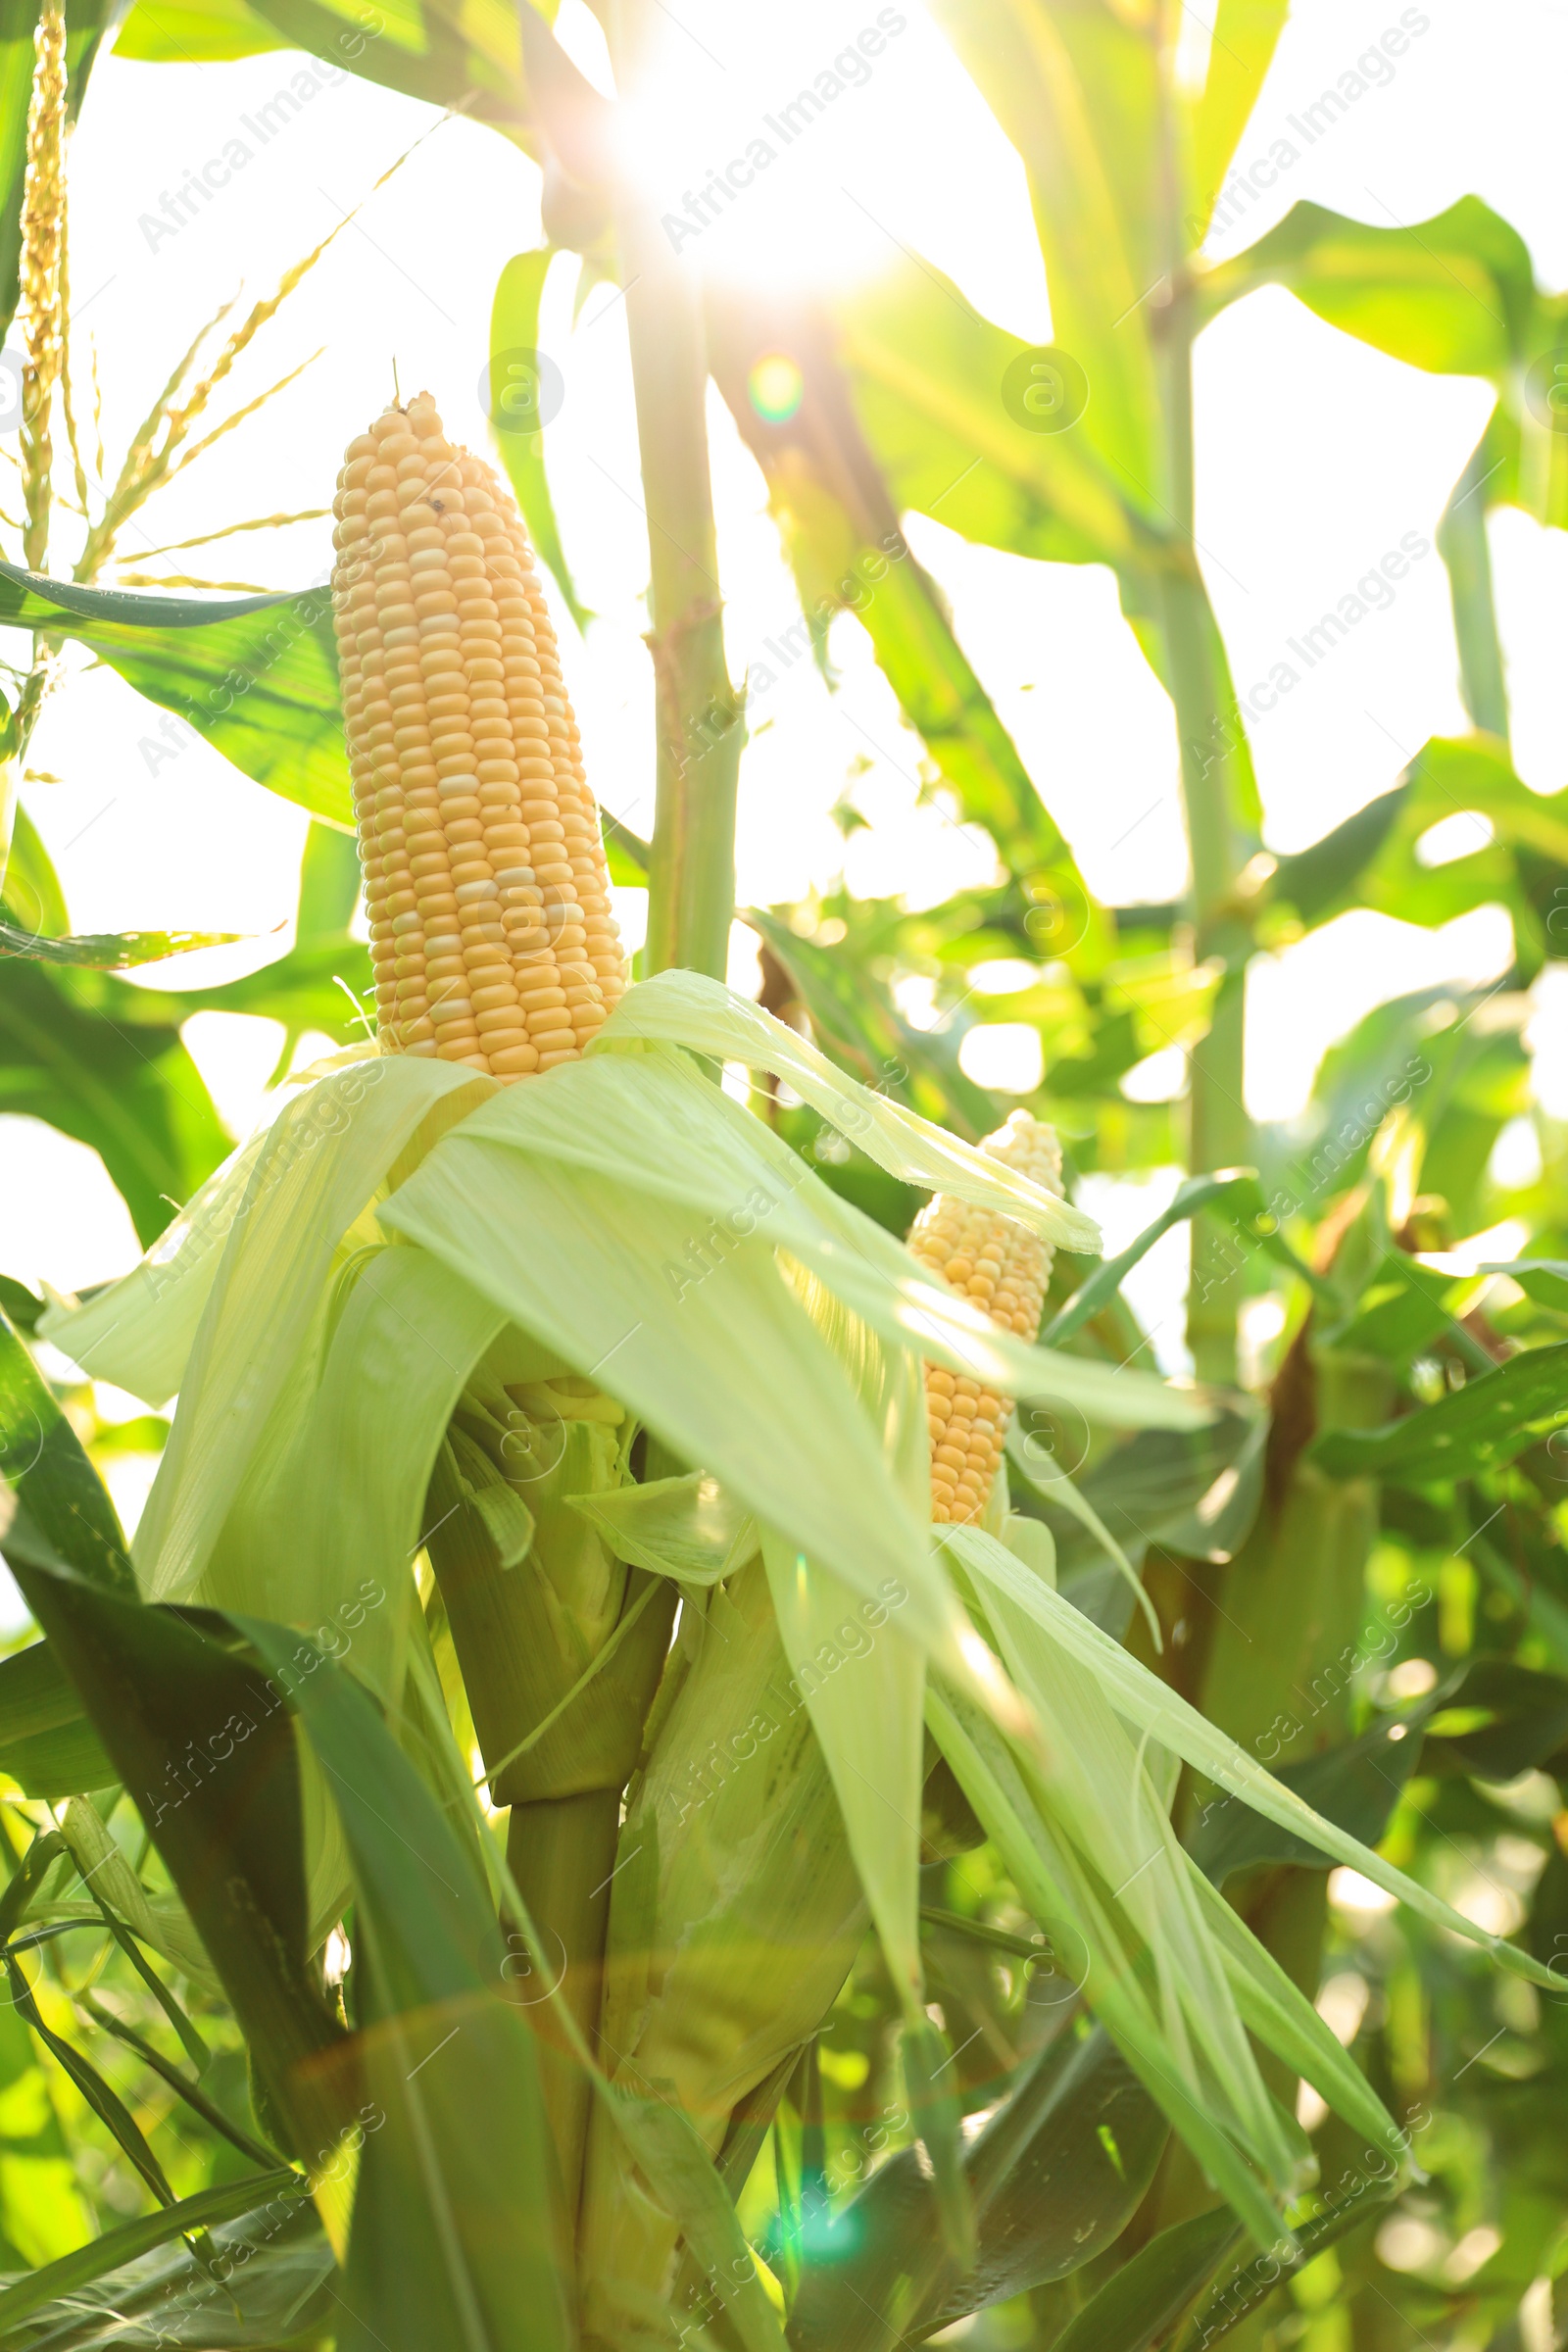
[4,0,1567,1315]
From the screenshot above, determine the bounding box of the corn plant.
[0,3,1565,2350]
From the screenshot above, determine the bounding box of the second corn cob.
[906,1110,1062,1525]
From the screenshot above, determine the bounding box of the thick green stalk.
[606,0,742,980]
[1437,436,1509,744]
[1152,269,1252,1382]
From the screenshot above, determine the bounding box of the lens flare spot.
[749,353,804,424]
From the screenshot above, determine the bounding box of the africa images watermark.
[134,14,385,254]
[1189,9,1433,249]
[660,8,908,254]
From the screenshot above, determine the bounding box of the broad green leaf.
[398,1042,1197,1439]
[1,803,68,940]
[0,2165,304,2344]
[115,0,288,60]
[1202,195,1536,377]
[928,0,1165,499]
[1270,733,1568,965]
[942,1523,1558,1987]
[0,1640,112,1797]
[828,253,1137,567]
[241,1621,574,2352]
[489,249,590,629]
[0,1312,134,1593]
[0,957,230,1247]
[1486,1258,1568,1313]
[605,2090,787,2352]
[759,1270,930,2034]
[567,1469,756,1586]
[1051,2205,1244,2352]
[708,282,1110,911]
[1313,1340,1568,1486]
[790,2028,1166,2351]
[0,1533,348,2160]
[0,567,352,828]
[1186,0,1291,230]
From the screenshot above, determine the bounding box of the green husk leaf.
[567,1470,756,1586]
[941,1523,1559,1987]
[598,970,1102,1253]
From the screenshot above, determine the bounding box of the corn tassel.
[331,395,626,1078]
[906,1110,1062,1525]
[20,0,65,576]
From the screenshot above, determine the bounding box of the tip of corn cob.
[909,1110,1063,1527]
[331,395,626,1083]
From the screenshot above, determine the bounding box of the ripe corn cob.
[906,1110,1062,1525]
[330,396,625,1080]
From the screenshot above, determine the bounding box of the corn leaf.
[1202,195,1537,377]
[927,0,1165,500]
[599,969,1102,1254]
[0,1502,347,2160]
[760,1531,925,2015]
[489,249,589,629]
[1186,0,1291,230]
[0,568,352,828]
[382,1109,974,1675]
[943,1523,1559,1989]
[239,1620,575,2352]
[926,1678,1290,2252]
[0,957,231,1249]
[2,803,69,939]
[0,2165,305,2345]
[0,2198,335,2347]
[745,904,1002,1143]
[115,0,289,61]
[826,253,1136,571]
[1313,1339,1568,1487]
[0,1639,113,1796]
[1050,2205,1244,2352]
[707,283,1105,908]
[790,2027,1167,2351]
[954,1522,1306,2204]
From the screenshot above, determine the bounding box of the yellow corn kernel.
[331,395,626,1083]
[906,1109,1063,1525]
